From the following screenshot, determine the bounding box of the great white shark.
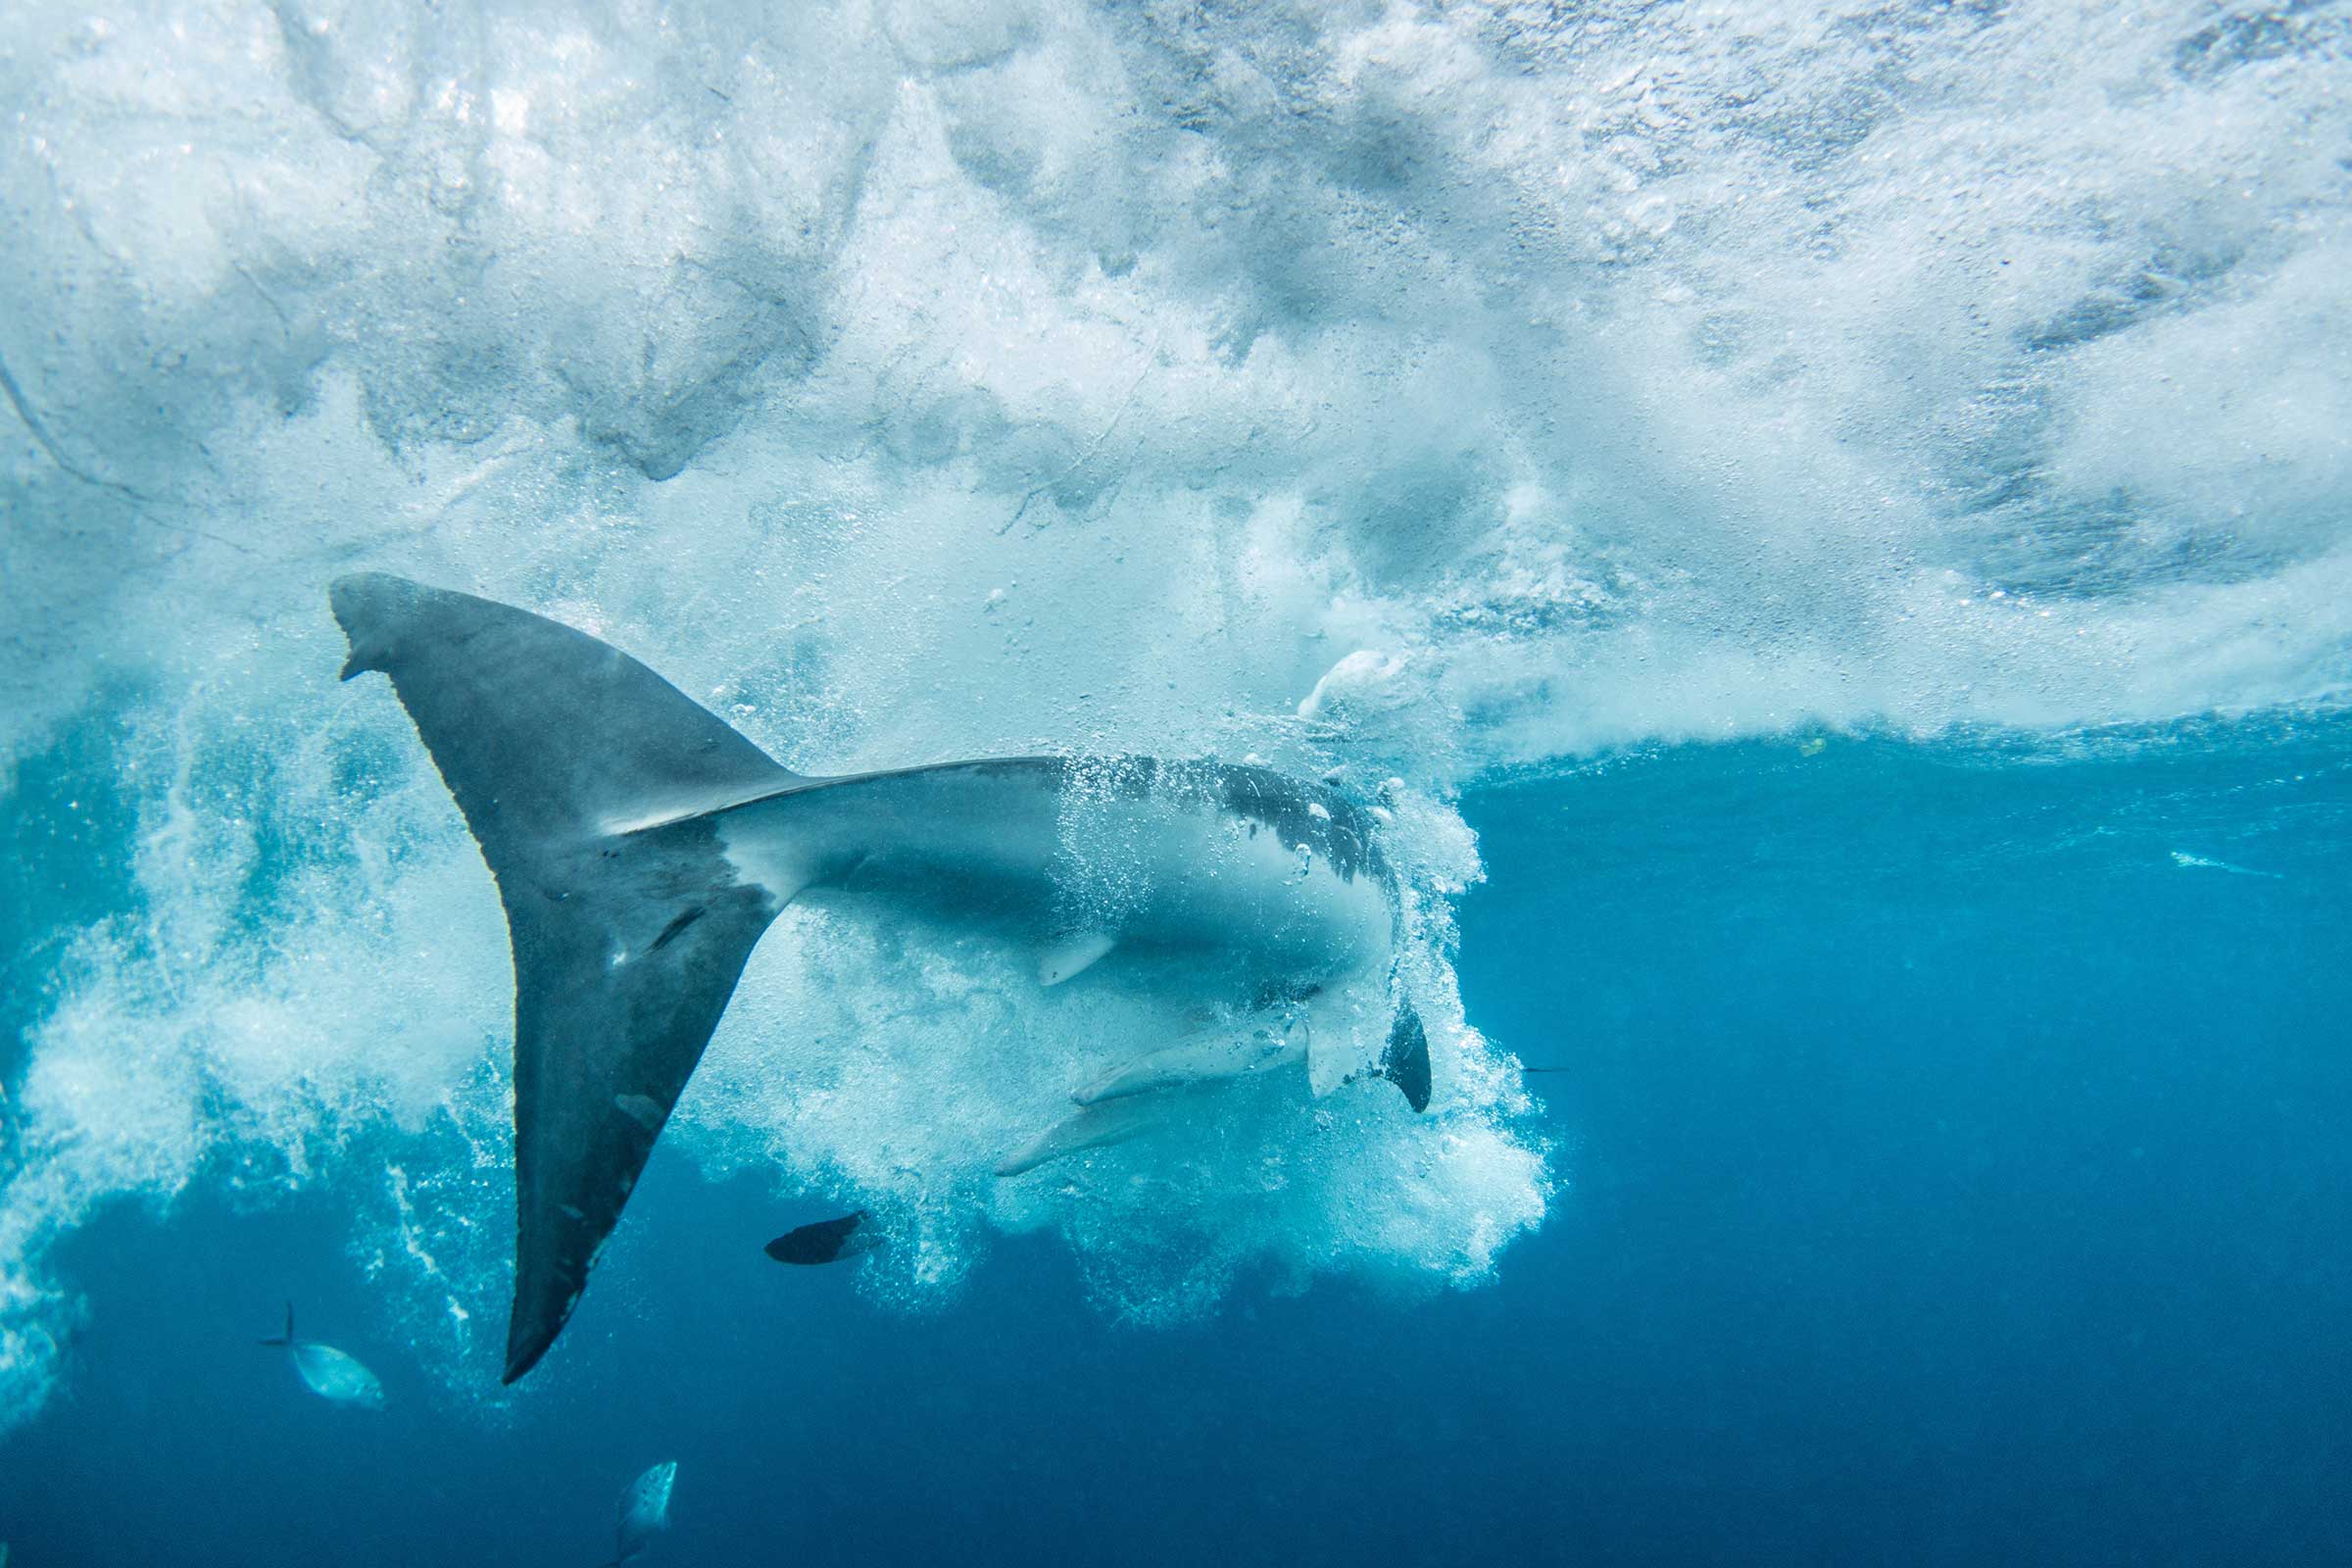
[329,573,1431,1384]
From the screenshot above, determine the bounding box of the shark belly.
[718,758,1396,998]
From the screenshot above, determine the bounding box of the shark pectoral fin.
[1304,1008,1350,1098]
[1075,1029,1307,1104]
[1306,1001,1433,1110]
[1037,930,1116,988]
[995,1096,1174,1178]
[1306,1049,1347,1096]
[1301,988,1427,1104]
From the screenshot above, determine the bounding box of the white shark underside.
[329,574,1431,1386]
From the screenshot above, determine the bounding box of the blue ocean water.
[4,2,2351,1563]
[5,719,2347,1564]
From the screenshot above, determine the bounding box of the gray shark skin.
[328,572,1430,1385]
[994,1090,1190,1177]
[1074,1019,1305,1105]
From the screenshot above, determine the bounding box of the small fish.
[764,1210,886,1266]
[2169,851,2282,879]
[609,1460,678,1565]
[259,1302,385,1409]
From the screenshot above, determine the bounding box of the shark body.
[329,573,1429,1384]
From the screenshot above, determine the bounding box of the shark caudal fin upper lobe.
[331,573,803,1384]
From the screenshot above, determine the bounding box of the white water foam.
[4,0,2349,1426]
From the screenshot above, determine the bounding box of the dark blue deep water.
[5,720,2346,1565]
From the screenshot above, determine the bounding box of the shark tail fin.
[1382,1001,1433,1112]
[259,1300,293,1348]
[331,572,806,1386]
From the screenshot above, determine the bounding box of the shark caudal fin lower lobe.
[331,573,801,1384]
